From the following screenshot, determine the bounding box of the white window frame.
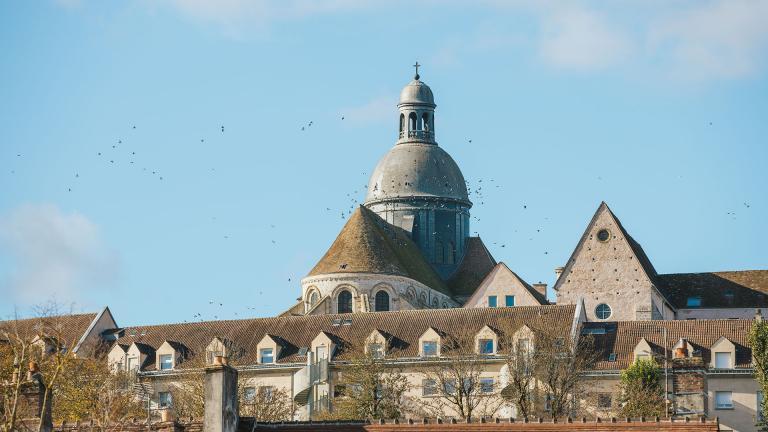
[259,348,274,364]
[158,391,172,408]
[422,341,438,357]
[715,391,733,409]
[714,351,731,369]
[159,354,173,370]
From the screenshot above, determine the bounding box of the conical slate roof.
[307,206,449,294]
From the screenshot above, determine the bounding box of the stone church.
[282,71,767,323]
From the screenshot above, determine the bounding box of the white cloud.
[341,95,396,124]
[538,7,630,70]
[648,0,768,79]
[0,204,119,306]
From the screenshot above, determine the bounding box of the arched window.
[399,114,404,133]
[435,240,444,264]
[308,291,319,307]
[421,113,430,131]
[338,290,353,313]
[408,112,417,131]
[446,241,456,264]
[374,290,390,312]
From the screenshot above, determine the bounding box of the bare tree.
[499,331,537,419]
[239,385,294,421]
[530,325,600,420]
[417,331,504,419]
[324,340,410,420]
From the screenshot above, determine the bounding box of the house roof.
[656,270,768,309]
[586,319,754,370]
[114,305,576,371]
[447,237,497,298]
[307,206,448,294]
[0,313,98,347]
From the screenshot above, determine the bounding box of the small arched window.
[408,112,417,131]
[446,241,456,264]
[374,290,390,312]
[421,113,430,131]
[399,114,404,133]
[338,290,353,313]
[309,291,319,307]
[435,240,445,264]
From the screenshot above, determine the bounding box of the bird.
[200,139,205,142]
[221,126,225,133]
[468,139,472,143]
[301,126,305,131]
[341,116,345,120]
[132,125,136,129]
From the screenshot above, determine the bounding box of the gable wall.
[555,208,655,321]
[463,264,544,308]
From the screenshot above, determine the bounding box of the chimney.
[532,282,547,299]
[554,267,565,281]
[757,308,763,322]
[204,357,239,432]
[19,362,52,432]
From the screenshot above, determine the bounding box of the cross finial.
[413,61,421,80]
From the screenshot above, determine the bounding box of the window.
[408,112,417,131]
[159,354,173,370]
[488,296,497,308]
[715,391,733,409]
[686,296,702,307]
[243,387,256,402]
[260,348,274,364]
[505,295,515,307]
[598,393,612,409]
[158,391,172,408]
[517,338,531,355]
[127,357,138,371]
[636,353,651,362]
[374,290,389,312]
[316,345,327,361]
[259,386,275,402]
[608,353,617,362]
[422,341,438,357]
[338,290,352,313]
[308,291,319,307]
[399,114,404,133]
[443,380,456,395]
[715,352,731,369]
[595,303,612,320]
[422,379,437,396]
[480,378,494,393]
[597,229,610,242]
[478,339,494,355]
[369,343,384,359]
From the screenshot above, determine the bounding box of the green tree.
[749,317,768,431]
[619,359,664,418]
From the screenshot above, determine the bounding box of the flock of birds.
[4,117,757,323]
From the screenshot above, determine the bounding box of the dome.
[399,79,435,106]
[364,142,470,205]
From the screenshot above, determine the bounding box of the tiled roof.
[0,313,97,347]
[586,319,754,370]
[307,206,449,294]
[114,305,576,371]
[657,270,768,309]
[447,237,497,298]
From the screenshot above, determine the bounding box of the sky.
[1,0,767,326]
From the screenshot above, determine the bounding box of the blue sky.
[1,0,766,326]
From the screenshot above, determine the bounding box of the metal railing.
[310,358,328,384]
[399,130,434,140]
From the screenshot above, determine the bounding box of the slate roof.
[0,313,97,346]
[586,319,754,370]
[307,206,449,294]
[114,305,576,371]
[657,270,768,309]
[447,237,497,298]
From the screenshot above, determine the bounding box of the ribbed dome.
[399,79,435,106]
[364,142,470,204]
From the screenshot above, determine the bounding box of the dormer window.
[159,354,173,370]
[422,341,438,357]
[127,357,138,371]
[260,348,274,364]
[714,351,731,368]
[369,343,384,359]
[686,296,702,307]
[478,339,494,355]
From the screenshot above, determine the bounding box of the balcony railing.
[399,130,434,140]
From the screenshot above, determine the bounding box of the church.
[281,69,767,324]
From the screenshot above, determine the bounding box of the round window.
[597,229,610,242]
[595,303,612,320]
